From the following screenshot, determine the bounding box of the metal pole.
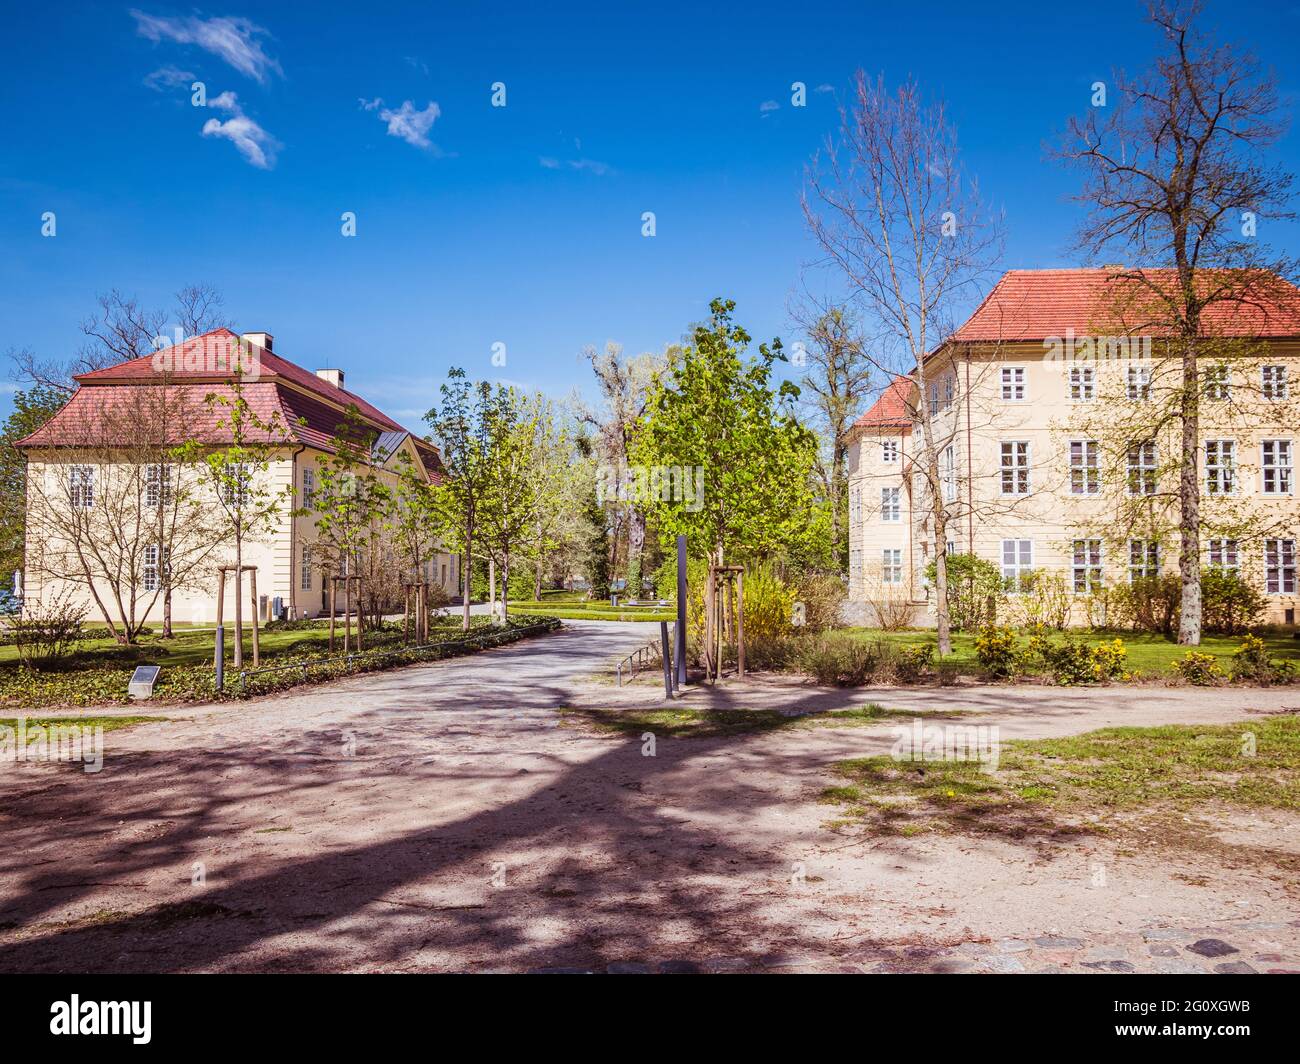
[675,534,687,687]
[659,620,673,699]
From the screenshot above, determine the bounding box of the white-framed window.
[68,465,94,508]
[944,374,954,409]
[1127,440,1157,495]
[222,462,252,508]
[1069,364,1095,401]
[1203,364,1231,400]
[1261,440,1292,495]
[1207,538,1239,573]
[300,544,313,590]
[880,439,899,464]
[881,548,903,585]
[1001,539,1033,591]
[881,486,901,522]
[941,445,956,502]
[1127,364,1151,400]
[1000,441,1030,495]
[144,463,173,508]
[1262,364,1288,400]
[945,540,956,556]
[1000,366,1026,401]
[1071,538,1104,593]
[1265,538,1296,594]
[849,548,863,584]
[302,467,316,506]
[1128,539,1160,581]
[142,544,170,592]
[1069,440,1100,495]
[1205,440,1236,495]
[849,485,861,524]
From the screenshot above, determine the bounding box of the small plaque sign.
[128,665,161,700]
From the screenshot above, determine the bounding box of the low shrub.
[925,553,1002,631]
[974,625,1023,680]
[1171,650,1223,686]
[1202,570,1267,635]
[1030,635,1129,685]
[894,641,935,684]
[790,570,846,633]
[800,634,893,686]
[11,592,88,669]
[1230,633,1294,685]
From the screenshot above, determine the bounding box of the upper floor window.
[1205,440,1236,495]
[1127,441,1157,495]
[1265,538,1296,594]
[1000,441,1030,495]
[1207,538,1239,573]
[880,439,899,464]
[1071,538,1104,593]
[1204,364,1231,400]
[940,445,957,502]
[1261,440,1292,495]
[1262,365,1289,400]
[1127,365,1152,400]
[1069,440,1100,495]
[1001,366,1026,401]
[68,465,94,508]
[302,467,316,506]
[145,463,173,508]
[881,487,901,523]
[1128,539,1160,581]
[222,462,252,508]
[1069,365,1095,401]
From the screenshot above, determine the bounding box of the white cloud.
[539,155,613,176]
[200,93,279,169]
[377,100,441,150]
[759,99,779,113]
[143,64,196,91]
[358,96,384,111]
[131,10,282,84]
[815,83,834,94]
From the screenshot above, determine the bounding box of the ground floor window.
[881,548,903,585]
[1001,539,1033,591]
[1128,539,1160,581]
[1207,538,1239,573]
[1265,538,1296,594]
[1072,539,1103,592]
[143,544,170,592]
[300,544,312,590]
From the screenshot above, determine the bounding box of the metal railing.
[234,618,560,694]
[615,624,674,687]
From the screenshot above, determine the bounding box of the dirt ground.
[1,620,1297,973]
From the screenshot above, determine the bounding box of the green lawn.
[508,597,675,622]
[842,626,1300,679]
[0,715,165,733]
[560,703,947,738]
[820,714,1300,837]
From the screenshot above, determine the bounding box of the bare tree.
[24,379,225,642]
[1057,0,1297,644]
[788,292,873,569]
[804,73,1004,654]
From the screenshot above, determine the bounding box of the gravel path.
[1,620,1296,973]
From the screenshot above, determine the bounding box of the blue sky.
[4,0,1300,427]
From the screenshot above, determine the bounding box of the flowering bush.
[1171,650,1223,686]
[974,625,1023,680]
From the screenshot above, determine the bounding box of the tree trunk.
[461,527,472,632]
[534,550,543,601]
[1177,337,1202,645]
[233,536,243,669]
[162,587,173,638]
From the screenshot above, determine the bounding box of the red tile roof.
[18,329,445,480]
[952,268,1300,343]
[854,375,914,429]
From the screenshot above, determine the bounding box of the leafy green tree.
[0,386,65,586]
[633,298,827,569]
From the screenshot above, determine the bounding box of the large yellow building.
[847,268,1300,627]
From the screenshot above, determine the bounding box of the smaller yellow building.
[18,329,458,627]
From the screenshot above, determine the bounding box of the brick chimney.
[316,368,345,390]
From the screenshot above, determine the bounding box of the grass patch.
[509,603,675,622]
[0,715,164,734]
[822,714,1300,838]
[560,702,934,738]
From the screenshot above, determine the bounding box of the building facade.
[847,269,1300,627]
[18,329,458,626]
